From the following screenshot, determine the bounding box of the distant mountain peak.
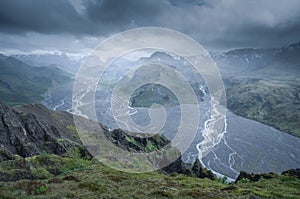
[0,54,7,60]
[5,56,24,64]
[150,51,173,58]
[288,41,300,49]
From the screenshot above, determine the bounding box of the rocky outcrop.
[235,171,276,183]
[0,102,84,159]
[162,158,215,180]
[282,168,300,179]
[0,102,215,181]
[105,129,215,180]
[0,148,16,161]
[235,169,300,183]
[105,128,171,152]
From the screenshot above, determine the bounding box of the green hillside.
[0,55,71,106]
[227,79,300,137]
[0,153,299,199]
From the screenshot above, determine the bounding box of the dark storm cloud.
[0,0,167,36]
[169,0,210,7]
[84,0,165,27]
[0,0,300,51]
[0,0,92,34]
[228,18,300,49]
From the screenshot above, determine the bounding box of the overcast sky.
[0,0,300,55]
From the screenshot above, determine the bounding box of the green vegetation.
[227,79,300,137]
[130,83,179,107]
[0,56,71,105]
[66,124,77,132]
[123,131,170,153]
[130,82,204,108]
[0,153,299,198]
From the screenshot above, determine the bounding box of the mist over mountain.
[12,53,84,75]
[212,42,300,137]
[212,41,300,79]
[0,54,71,105]
[0,45,299,197]
[119,42,300,137]
[1,0,300,198]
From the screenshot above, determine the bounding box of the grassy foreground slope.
[0,152,299,199]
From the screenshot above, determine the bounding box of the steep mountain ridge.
[0,55,71,105]
[0,102,215,180]
[0,102,80,159]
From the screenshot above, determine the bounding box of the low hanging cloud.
[0,0,300,53]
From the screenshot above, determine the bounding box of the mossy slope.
[0,153,299,199]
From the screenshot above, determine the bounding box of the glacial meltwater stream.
[43,83,300,180]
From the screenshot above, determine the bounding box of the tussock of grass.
[0,154,299,198]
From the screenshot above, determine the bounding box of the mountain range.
[109,42,300,137]
[0,42,300,198]
[211,41,300,79]
[211,42,300,137]
[0,54,72,106]
[13,53,84,75]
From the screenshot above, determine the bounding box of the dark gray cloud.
[84,0,165,26]
[0,0,166,35]
[0,0,91,34]
[0,0,300,52]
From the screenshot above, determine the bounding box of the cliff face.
[0,102,215,180]
[0,102,80,160]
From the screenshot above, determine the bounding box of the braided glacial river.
[43,83,300,180]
